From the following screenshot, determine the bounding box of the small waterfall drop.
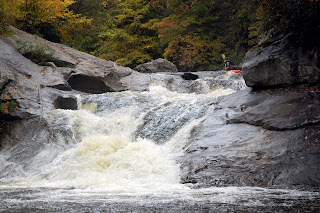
[0,72,244,190]
[1,72,319,212]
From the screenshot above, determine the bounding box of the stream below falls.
[0,72,319,212]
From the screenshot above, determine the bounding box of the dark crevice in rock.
[0,76,10,91]
[37,60,76,68]
[50,60,76,68]
[0,113,21,121]
[68,74,114,94]
[0,115,22,150]
[53,97,77,110]
[181,73,199,80]
[50,83,72,91]
[227,117,320,132]
[251,81,320,91]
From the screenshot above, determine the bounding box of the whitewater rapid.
[0,81,235,190]
[1,72,319,212]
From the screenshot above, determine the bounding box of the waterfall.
[1,72,319,212]
[0,72,243,190]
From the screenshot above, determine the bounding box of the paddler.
[224,59,234,71]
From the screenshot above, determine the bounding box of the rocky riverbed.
[0,27,319,192]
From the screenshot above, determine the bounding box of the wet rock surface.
[181,84,320,189]
[225,85,320,130]
[0,27,137,118]
[0,27,134,147]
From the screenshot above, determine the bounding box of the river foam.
[0,85,237,190]
[1,74,319,212]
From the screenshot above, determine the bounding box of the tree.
[62,0,114,52]
[0,0,22,35]
[255,0,320,34]
[93,0,164,68]
[154,0,228,71]
[14,0,76,27]
[0,0,93,47]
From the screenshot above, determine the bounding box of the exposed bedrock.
[181,85,320,189]
[242,32,320,88]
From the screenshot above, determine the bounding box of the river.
[0,72,319,212]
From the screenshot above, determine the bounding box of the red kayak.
[232,70,241,73]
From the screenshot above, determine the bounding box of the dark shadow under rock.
[181,73,199,80]
[54,96,77,110]
[68,74,114,94]
[51,83,72,91]
[0,76,9,91]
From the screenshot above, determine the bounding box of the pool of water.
[1,186,319,212]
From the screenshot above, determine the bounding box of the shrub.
[16,39,58,65]
[8,100,18,112]
[0,100,18,113]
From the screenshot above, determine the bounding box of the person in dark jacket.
[224,60,234,71]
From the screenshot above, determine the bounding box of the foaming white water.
[147,85,235,101]
[32,136,180,189]
[8,107,180,189]
[0,84,238,191]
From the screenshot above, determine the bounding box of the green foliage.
[255,0,320,35]
[3,0,317,72]
[0,101,18,113]
[154,0,256,71]
[8,101,18,112]
[0,7,9,36]
[0,0,14,36]
[57,0,112,52]
[93,0,164,68]
[16,39,58,65]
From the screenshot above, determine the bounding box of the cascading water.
[0,72,319,212]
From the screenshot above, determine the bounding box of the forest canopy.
[0,0,319,71]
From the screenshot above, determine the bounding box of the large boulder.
[0,28,136,149]
[136,58,178,73]
[181,85,320,189]
[225,85,320,130]
[0,27,135,118]
[242,32,320,88]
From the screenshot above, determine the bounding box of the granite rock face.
[136,58,178,73]
[226,86,320,130]
[0,27,134,118]
[181,85,320,189]
[242,32,320,88]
